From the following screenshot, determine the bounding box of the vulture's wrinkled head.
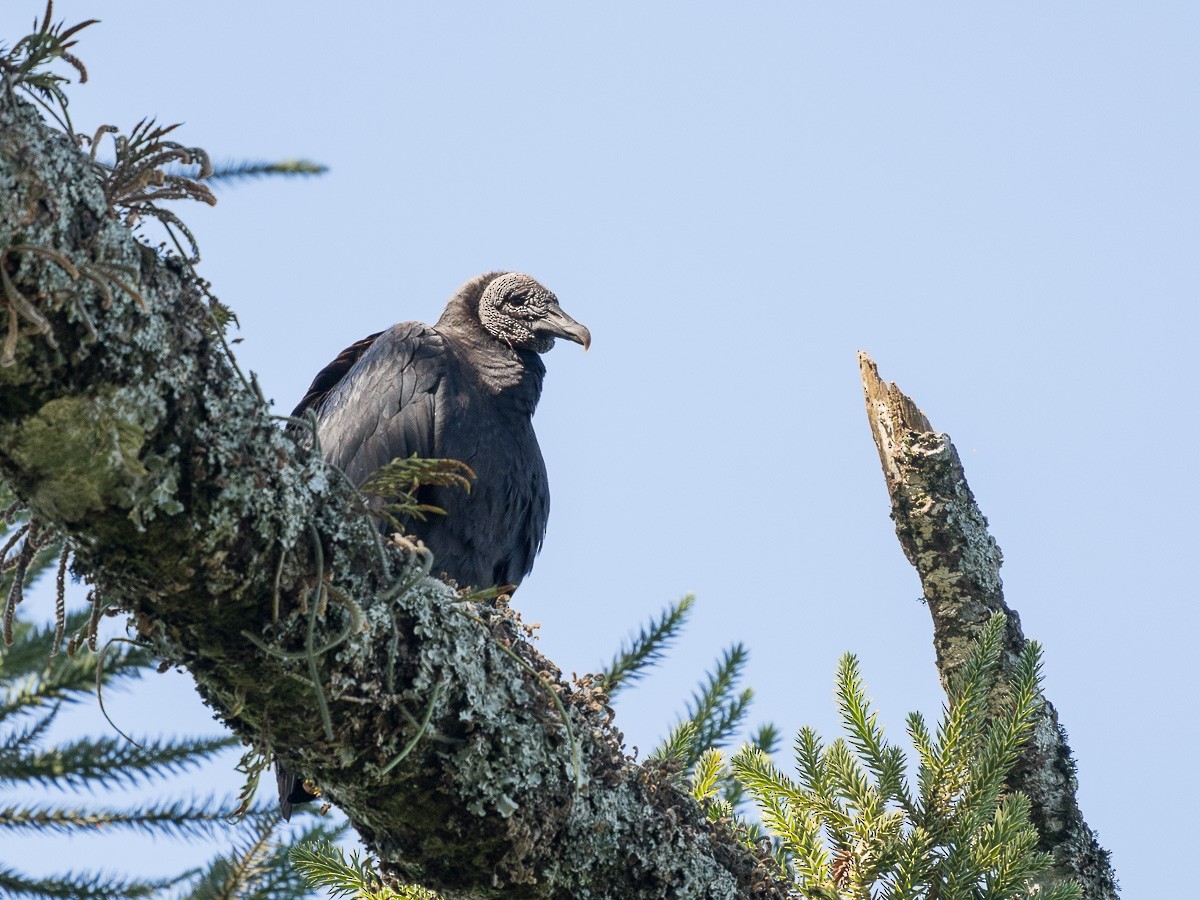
[465,272,590,354]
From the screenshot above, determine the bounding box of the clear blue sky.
[3,2,1196,895]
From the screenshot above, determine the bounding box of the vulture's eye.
[509,292,528,307]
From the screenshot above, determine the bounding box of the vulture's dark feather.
[290,330,384,418]
[276,271,588,818]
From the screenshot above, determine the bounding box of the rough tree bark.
[0,98,791,897]
[859,353,1120,900]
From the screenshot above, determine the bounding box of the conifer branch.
[649,642,753,772]
[0,704,58,754]
[1,594,304,898]
[245,819,349,899]
[289,839,437,900]
[204,158,329,187]
[649,719,697,768]
[0,798,275,838]
[729,616,1082,899]
[689,748,725,803]
[0,863,183,900]
[835,653,912,813]
[2,733,234,787]
[598,593,693,695]
[719,722,780,810]
[683,643,753,757]
[179,814,332,900]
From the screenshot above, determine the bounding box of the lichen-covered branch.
[0,95,790,899]
[858,352,1120,899]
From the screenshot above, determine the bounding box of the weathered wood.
[859,351,1119,900]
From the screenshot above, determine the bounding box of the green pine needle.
[1,733,236,788]
[689,747,726,803]
[725,613,1082,900]
[598,594,694,696]
[205,158,329,187]
[182,816,347,900]
[836,653,913,812]
[358,455,475,531]
[748,722,781,756]
[0,863,188,900]
[289,839,437,899]
[683,643,753,759]
[0,797,274,838]
[0,705,58,755]
[650,719,697,768]
[719,722,781,810]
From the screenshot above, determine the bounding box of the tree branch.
[858,352,1120,899]
[0,95,789,898]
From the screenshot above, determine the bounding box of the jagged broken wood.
[858,352,1120,900]
[0,96,790,899]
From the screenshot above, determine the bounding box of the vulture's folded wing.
[290,330,384,419]
[298,322,449,486]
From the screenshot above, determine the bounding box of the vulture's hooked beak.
[537,306,591,351]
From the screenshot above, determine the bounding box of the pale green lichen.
[7,392,148,521]
[1,372,187,531]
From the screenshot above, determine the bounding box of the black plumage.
[277,271,588,817]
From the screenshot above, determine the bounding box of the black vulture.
[276,271,589,817]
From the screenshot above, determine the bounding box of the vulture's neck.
[436,298,545,412]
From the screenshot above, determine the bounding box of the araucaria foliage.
[599,593,695,696]
[696,614,1082,900]
[289,841,437,900]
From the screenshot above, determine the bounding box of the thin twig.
[380,680,445,776]
[96,637,149,748]
[272,542,288,624]
[305,524,333,741]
